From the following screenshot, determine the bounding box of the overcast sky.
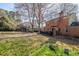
[0,3,79,21]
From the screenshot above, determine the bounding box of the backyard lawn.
[0,34,79,56]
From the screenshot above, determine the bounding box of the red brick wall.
[66,26,79,37]
[45,18,58,32]
[44,16,68,33]
[57,16,69,34]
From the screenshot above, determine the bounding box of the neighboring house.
[16,22,30,31]
[43,11,77,35]
[42,11,79,37]
[43,11,68,34]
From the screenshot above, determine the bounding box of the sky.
[0,3,79,21]
[0,3,14,11]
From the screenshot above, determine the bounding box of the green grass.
[0,37,78,56]
[0,37,43,56]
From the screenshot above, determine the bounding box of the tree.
[0,9,17,31]
[14,3,78,32]
[14,3,60,32]
[60,3,78,25]
[35,3,44,33]
[15,3,35,31]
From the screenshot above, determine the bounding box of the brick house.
[42,11,69,36]
[57,11,69,35]
[42,11,79,37]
